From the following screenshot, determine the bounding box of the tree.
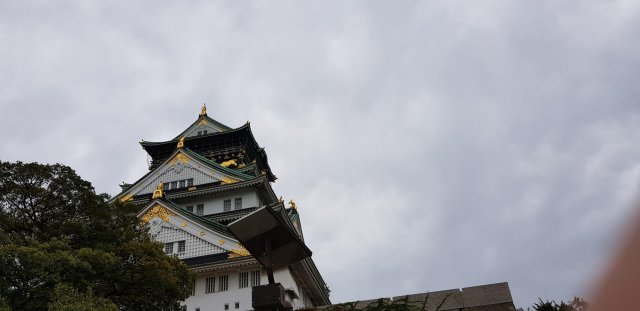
[0,161,194,310]
[48,284,118,311]
[517,297,589,311]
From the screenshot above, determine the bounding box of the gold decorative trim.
[199,230,205,237]
[218,239,225,245]
[141,205,176,223]
[198,119,208,125]
[151,182,164,199]
[221,159,237,168]
[177,136,185,148]
[119,194,133,202]
[170,153,190,166]
[228,245,251,259]
[220,176,240,185]
[181,222,187,227]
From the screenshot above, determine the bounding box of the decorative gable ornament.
[151,182,164,199]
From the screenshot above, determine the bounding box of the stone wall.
[310,282,516,311]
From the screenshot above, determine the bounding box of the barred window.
[187,178,194,187]
[196,204,204,216]
[205,277,215,294]
[239,272,249,288]
[250,270,261,286]
[234,197,242,210]
[164,243,173,254]
[235,302,240,309]
[177,240,186,253]
[190,279,196,296]
[223,199,231,212]
[186,205,193,213]
[179,180,186,188]
[171,181,178,189]
[218,275,228,291]
[224,303,229,310]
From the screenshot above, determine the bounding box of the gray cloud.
[1,1,639,308]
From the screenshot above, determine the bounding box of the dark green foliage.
[48,284,118,311]
[518,297,589,311]
[0,161,194,310]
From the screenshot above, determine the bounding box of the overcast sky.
[2,1,640,308]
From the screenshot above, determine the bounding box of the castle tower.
[114,105,330,310]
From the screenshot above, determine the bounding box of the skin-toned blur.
[590,207,640,311]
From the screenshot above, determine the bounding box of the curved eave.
[111,147,254,203]
[140,123,251,147]
[140,123,277,181]
[187,254,258,272]
[127,175,277,206]
[292,258,331,306]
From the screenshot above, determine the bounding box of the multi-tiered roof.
[113,105,330,306]
[139,105,276,182]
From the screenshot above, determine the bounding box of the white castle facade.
[114,106,330,310]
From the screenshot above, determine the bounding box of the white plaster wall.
[273,268,306,310]
[179,190,261,216]
[185,268,265,311]
[155,226,225,259]
[183,267,310,311]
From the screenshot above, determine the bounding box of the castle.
[114,105,330,310]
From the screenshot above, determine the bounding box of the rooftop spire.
[200,103,207,116]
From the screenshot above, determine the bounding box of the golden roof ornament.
[289,199,298,210]
[177,136,185,148]
[200,103,207,116]
[221,159,238,168]
[152,181,164,199]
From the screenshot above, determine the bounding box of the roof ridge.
[141,123,251,146]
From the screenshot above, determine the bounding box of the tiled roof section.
[173,114,232,140]
[157,198,232,238]
[180,147,254,180]
[139,123,277,182]
[203,207,259,225]
[110,147,255,203]
[141,123,250,147]
[182,252,230,267]
[237,162,259,176]
[126,175,277,207]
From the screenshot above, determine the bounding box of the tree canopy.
[0,161,194,310]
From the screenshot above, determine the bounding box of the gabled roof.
[140,122,249,147]
[120,175,278,207]
[113,147,254,202]
[139,122,277,182]
[150,198,231,237]
[173,113,232,140]
[180,147,253,180]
